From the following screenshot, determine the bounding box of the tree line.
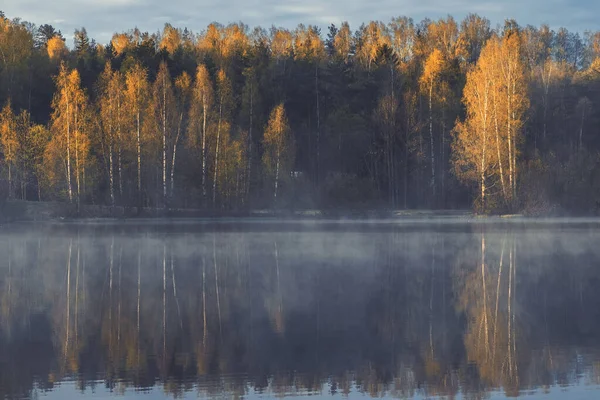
[2,10,600,213]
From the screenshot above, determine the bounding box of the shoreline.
[1,199,598,223]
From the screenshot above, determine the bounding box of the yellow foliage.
[270,28,293,60]
[356,21,390,70]
[333,22,352,62]
[160,23,181,54]
[420,48,445,92]
[0,101,18,164]
[263,103,292,176]
[222,23,248,59]
[111,33,131,55]
[293,24,324,61]
[47,35,67,61]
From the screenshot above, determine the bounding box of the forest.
[1,10,600,213]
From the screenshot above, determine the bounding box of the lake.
[1,218,600,399]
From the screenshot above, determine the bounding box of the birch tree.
[50,64,87,203]
[212,69,231,208]
[98,63,126,206]
[152,61,176,206]
[0,101,17,198]
[263,103,292,203]
[125,63,149,206]
[187,64,213,204]
[171,71,191,198]
[452,42,495,212]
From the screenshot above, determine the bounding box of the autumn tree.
[452,41,495,211]
[49,64,89,203]
[212,69,232,207]
[47,35,67,61]
[420,48,445,201]
[171,71,191,198]
[19,123,49,201]
[499,28,529,203]
[0,100,18,198]
[0,17,33,109]
[453,34,529,211]
[263,104,292,203]
[152,61,176,205]
[159,23,182,55]
[124,62,149,205]
[187,64,213,204]
[98,63,126,206]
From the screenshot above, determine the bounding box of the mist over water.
[1,219,600,399]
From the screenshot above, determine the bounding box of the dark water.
[2,219,600,399]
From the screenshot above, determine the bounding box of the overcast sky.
[2,0,598,45]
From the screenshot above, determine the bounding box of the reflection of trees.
[1,223,600,398]
[456,231,520,396]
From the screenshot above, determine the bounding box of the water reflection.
[1,220,600,399]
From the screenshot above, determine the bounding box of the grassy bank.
[0,199,479,223]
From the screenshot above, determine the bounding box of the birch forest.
[2,11,600,213]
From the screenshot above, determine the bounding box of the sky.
[1,0,598,45]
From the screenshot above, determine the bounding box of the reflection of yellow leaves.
[424,355,441,378]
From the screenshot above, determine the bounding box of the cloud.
[1,0,597,45]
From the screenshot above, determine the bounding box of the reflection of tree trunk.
[492,236,505,363]
[6,241,11,321]
[213,236,222,342]
[162,243,166,366]
[137,247,141,367]
[109,237,114,358]
[274,241,283,332]
[429,238,435,358]
[481,233,489,358]
[202,254,207,347]
[64,239,72,359]
[171,249,183,330]
[508,237,513,376]
[512,237,518,380]
[75,242,80,346]
[118,246,122,351]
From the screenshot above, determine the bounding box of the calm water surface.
[1,219,600,399]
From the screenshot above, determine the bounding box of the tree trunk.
[170,113,183,198]
[201,95,207,204]
[7,163,11,199]
[75,104,80,211]
[493,94,507,203]
[137,110,142,207]
[579,107,585,151]
[315,63,320,187]
[162,78,167,206]
[429,83,435,203]
[66,94,72,202]
[246,81,253,205]
[117,97,123,199]
[213,102,222,208]
[274,148,280,203]
[109,144,114,206]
